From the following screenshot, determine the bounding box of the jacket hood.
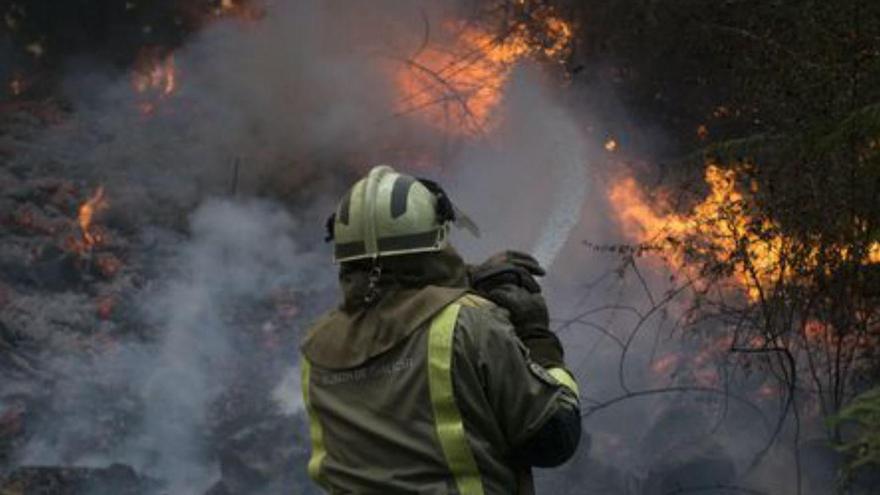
[301,247,469,369]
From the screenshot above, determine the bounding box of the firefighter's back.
[303,303,454,493]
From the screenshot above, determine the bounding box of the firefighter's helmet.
[327,165,457,263]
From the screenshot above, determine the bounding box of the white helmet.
[328,165,457,263]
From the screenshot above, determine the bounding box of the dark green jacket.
[300,249,580,494]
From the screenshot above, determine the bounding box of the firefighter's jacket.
[300,250,581,494]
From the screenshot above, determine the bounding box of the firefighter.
[300,165,582,494]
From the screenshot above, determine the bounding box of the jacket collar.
[301,247,469,369]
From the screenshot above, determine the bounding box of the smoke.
[116,199,327,491]
[17,199,331,492]
[4,0,674,492]
[445,67,590,269]
[2,1,834,494]
[32,0,445,207]
[9,1,467,491]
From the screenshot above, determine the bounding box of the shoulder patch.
[528,362,561,388]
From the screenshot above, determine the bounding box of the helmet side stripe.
[389,175,415,219]
[338,190,352,225]
[363,168,386,256]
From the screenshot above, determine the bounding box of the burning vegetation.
[610,163,880,301]
[2,0,880,494]
[131,50,179,116]
[395,2,573,135]
[601,156,880,491]
[0,3,584,493]
[75,186,108,250]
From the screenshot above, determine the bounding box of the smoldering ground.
[0,1,838,494]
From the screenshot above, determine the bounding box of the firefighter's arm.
[469,250,563,368]
[456,299,582,467]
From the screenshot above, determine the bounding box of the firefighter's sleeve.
[456,299,582,467]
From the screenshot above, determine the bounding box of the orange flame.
[78,186,108,248]
[610,165,880,300]
[133,54,176,96]
[395,11,572,136]
[608,165,789,299]
[132,49,178,115]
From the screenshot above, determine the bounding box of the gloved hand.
[469,250,545,294]
[469,251,564,368]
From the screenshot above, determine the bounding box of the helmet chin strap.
[363,258,383,306]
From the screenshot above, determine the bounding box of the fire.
[804,320,828,343]
[610,164,771,298]
[651,354,679,375]
[394,6,572,136]
[609,164,880,300]
[212,0,264,20]
[96,295,115,320]
[133,54,176,96]
[697,124,709,140]
[96,253,123,278]
[132,49,178,115]
[605,138,618,152]
[78,186,108,248]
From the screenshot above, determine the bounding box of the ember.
[213,0,264,20]
[95,253,123,279]
[651,353,679,376]
[95,295,115,320]
[78,186,108,249]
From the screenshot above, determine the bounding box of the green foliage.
[830,387,880,478]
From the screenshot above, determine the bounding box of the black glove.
[469,251,564,368]
[469,250,545,294]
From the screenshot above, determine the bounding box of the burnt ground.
[0,103,322,494]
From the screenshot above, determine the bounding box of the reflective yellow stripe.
[301,359,327,484]
[458,293,492,308]
[547,367,580,397]
[427,303,485,495]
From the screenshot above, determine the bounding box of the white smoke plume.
[1,1,830,494]
[117,199,328,492]
[3,1,703,492]
[17,199,331,492]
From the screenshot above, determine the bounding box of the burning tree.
[551,1,880,491]
[394,0,574,136]
[596,28,880,495]
[3,0,878,493]
[1,2,586,494]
